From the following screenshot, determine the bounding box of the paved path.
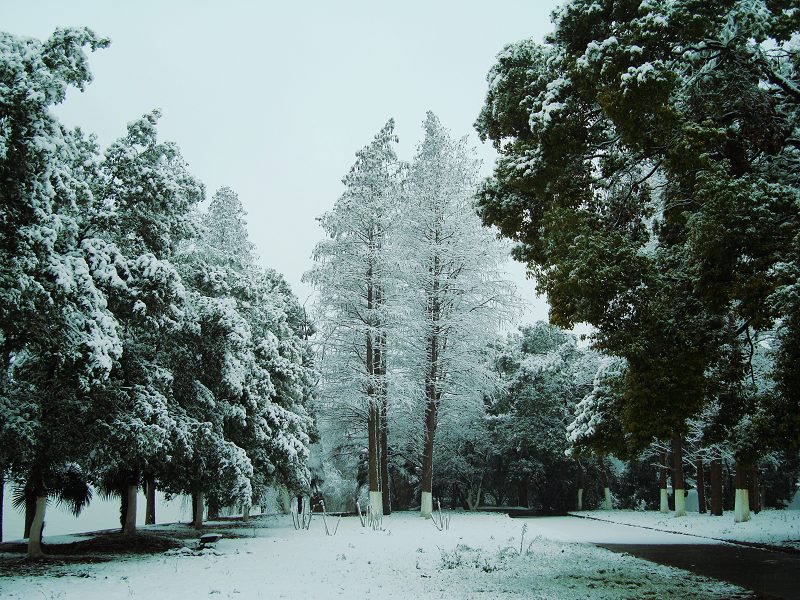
[598,542,799,600]
[520,516,799,600]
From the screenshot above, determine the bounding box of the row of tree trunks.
[694,456,757,519]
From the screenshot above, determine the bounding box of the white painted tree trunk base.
[123,484,137,534]
[27,496,47,559]
[369,491,383,516]
[660,488,669,513]
[577,488,584,511]
[674,488,686,517]
[421,491,433,518]
[603,487,612,510]
[734,488,750,522]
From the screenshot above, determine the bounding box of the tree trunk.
[207,496,220,521]
[27,496,47,559]
[723,459,735,511]
[517,479,529,508]
[710,456,723,516]
[600,459,612,510]
[145,478,156,525]
[466,484,482,511]
[749,466,760,514]
[375,291,391,517]
[421,252,441,520]
[734,460,750,523]
[367,399,382,514]
[24,489,36,538]
[696,457,706,514]
[659,450,669,513]
[119,485,128,530]
[242,503,250,522]
[193,491,204,530]
[577,488,584,511]
[576,460,584,511]
[0,471,4,542]
[420,395,437,518]
[672,435,686,517]
[365,277,382,515]
[123,484,137,535]
[380,390,391,516]
[279,486,292,514]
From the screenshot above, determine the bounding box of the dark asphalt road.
[598,542,800,600]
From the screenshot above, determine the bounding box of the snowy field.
[573,509,800,549]
[0,512,750,599]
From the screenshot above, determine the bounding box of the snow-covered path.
[571,509,800,548]
[0,513,749,599]
[512,515,724,545]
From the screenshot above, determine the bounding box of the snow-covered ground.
[0,512,749,599]
[572,509,800,549]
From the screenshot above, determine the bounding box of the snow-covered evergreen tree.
[0,28,117,557]
[485,323,600,511]
[171,186,316,523]
[87,110,204,534]
[476,0,800,520]
[305,121,401,515]
[399,112,517,518]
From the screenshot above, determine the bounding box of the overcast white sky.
[2,0,565,325]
